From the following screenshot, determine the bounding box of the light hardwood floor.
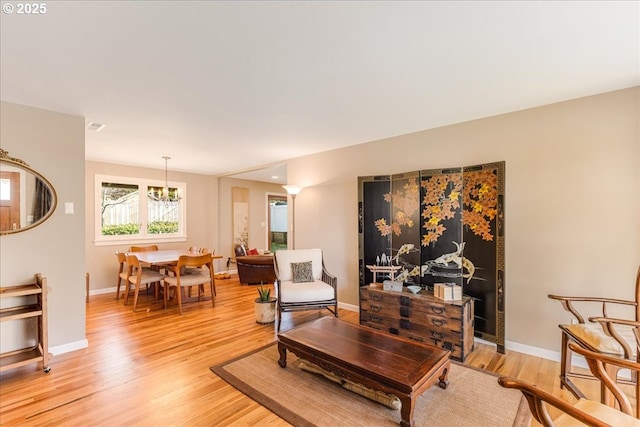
[0,275,603,426]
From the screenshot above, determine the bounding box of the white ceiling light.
[87,121,106,132]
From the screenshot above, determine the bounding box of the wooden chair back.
[570,341,639,416]
[129,245,159,252]
[189,247,212,255]
[176,253,214,273]
[499,340,640,426]
[164,253,215,314]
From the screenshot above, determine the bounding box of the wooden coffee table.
[277,317,451,427]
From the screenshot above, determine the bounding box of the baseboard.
[90,286,116,296]
[50,339,88,356]
[338,302,359,312]
[485,337,588,370]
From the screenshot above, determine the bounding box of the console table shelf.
[0,274,50,373]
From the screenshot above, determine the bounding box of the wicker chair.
[274,248,337,331]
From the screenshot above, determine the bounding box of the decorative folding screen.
[358,161,505,352]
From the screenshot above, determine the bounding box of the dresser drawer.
[398,330,465,360]
[360,313,466,360]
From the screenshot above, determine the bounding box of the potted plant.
[255,283,277,324]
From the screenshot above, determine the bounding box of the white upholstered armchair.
[274,249,338,331]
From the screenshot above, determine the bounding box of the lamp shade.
[282,185,302,196]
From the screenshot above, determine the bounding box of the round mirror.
[0,149,57,235]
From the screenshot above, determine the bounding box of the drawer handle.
[432,331,445,340]
[370,305,382,312]
[370,315,382,323]
[399,306,410,318]
[432,318,446,327]
[371,294,383,301]
[431,306,445,315]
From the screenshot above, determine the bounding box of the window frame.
[94,174,187,246]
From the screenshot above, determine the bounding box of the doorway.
[0,171,21,232]
[268,195,287,252]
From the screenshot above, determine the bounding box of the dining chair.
[163,253,216,314]
[115,251,129,301]
[124,253,166,312]
[548,266,640,401]
[498,341,640,427]
[185,247,214,296]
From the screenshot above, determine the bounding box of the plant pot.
[254,297,277,324]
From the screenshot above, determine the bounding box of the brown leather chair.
[234,245,276,285]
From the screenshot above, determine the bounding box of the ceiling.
[1,1,638,184]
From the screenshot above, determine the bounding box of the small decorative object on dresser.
[254,283,276,324]
[382,280,403,292]
[434,283,462,301]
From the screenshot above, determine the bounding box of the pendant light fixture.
[161,156,180,204]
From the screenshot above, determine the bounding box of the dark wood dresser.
[360,285,474,362]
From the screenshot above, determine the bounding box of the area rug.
[210,343,532,427]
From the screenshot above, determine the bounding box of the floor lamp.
[282,185,302,250]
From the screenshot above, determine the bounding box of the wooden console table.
[278,317,450,427]
[360,284,474,362]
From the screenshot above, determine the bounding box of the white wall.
[1,101,86,353]
[286,87,640,352]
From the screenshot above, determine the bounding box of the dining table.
[131,249,223,310]
[133,249,222,266]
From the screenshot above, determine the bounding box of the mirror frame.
[0,149,58,235]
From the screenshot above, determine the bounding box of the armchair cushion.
[291,261,314,283]
[564,323,636,357]
[279,280,335,303]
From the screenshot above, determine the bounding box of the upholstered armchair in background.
[274,248,338,331]
[234,244,276,285]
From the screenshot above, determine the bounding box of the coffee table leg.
[438,366,449,389]
[277,342,287,368]
[399,395,414,427]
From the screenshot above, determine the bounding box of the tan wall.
[286,87,640,352]
[1,101,86,351]
[4,88,637,356]
[84,161,220,291]
[217,177,287,262]
[84,170,283,293]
